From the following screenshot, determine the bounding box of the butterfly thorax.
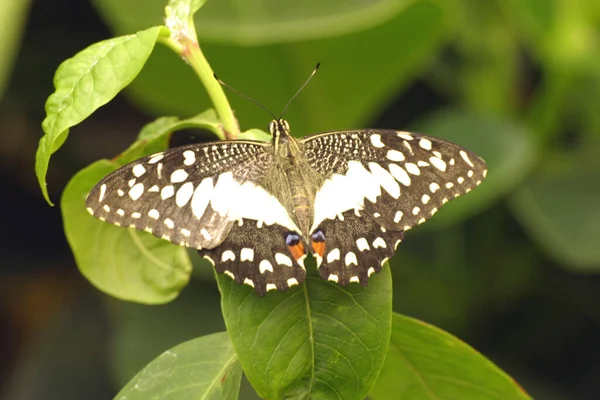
[269,119,324,238]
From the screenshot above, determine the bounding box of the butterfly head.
[269,119,291,143]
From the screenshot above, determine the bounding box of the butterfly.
[86,118,487,296]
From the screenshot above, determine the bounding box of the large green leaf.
[115,332,242,400]
[370,313,531,399]
[37,26,162,204]
[60,110,227,303]
[94,0,418,45]
[98,0,446,137]
[510,154,600,271]
[414,110,537,229]
[219,267,392,399]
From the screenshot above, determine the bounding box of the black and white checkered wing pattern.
[301,130,487,283]
[86,141,298,250]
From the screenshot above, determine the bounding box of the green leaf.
[37,26,161,205]
[414,110,537,229]
[96,0,446,137]
[61,160,191,304]
[115,332,242,400]
[95,0,419,45]
[370,313,531,399]
[510,155,600,271]
[219,266,392,399]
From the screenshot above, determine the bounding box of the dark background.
[1,0,600,399]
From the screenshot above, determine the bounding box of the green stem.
[159,33,239,140]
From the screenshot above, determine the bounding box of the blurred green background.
[2,0,600,399]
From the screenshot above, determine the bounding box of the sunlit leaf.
[115,332,242,400]
[37,27,161,204]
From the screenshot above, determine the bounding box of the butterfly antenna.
[213,73,277,120]
[279,63,320,119]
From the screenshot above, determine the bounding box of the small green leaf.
[61,160,191,304]
[370,313,531,399]
[115,332,242,400]
[415,110,537,229]
[37,26,161,205]
[510,156,600,271]
[220,266,392,399]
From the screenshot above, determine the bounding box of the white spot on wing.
[243,278,255,288]
[356,238,370,251]
[161,185,174,200]
[429,156,447,172]
[259,260,273,273]
[191,177,213,219]
[266,283,277,292]
[183,150,196,166]
[103,204,110,212]
[175,182,194,207]
[148,153,164,164]
[429,183,440,193]
[405,163,420,175]
[148,209,159,219]
[367,267,375,277]
[328,274,339,283]
[275,253,293,267]
[419,138,432,150]
[370,134,385,148]
[388,164,411,186]
[349,276,360,283]
[98,184,107,202]
[460,150,474,167]
[345,252,358,266]
[132,212,141,219]
[412,206,420,215]
[222,250,235,262]
[117,209,125,216]
[422,194,430,204]
[164,218,174,229]
[369,162,400,199]
[327,248,340,263]
[397,132,414,141]
[394,210,403,223]
[387,150,405,161]
[171,169,188,183]
[287,278,299,287]
[373,237,386,248]
[240,248,254,262]
[129,183,144,201]
[132,164,146,177]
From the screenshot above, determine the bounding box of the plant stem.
[159,33,239,140]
